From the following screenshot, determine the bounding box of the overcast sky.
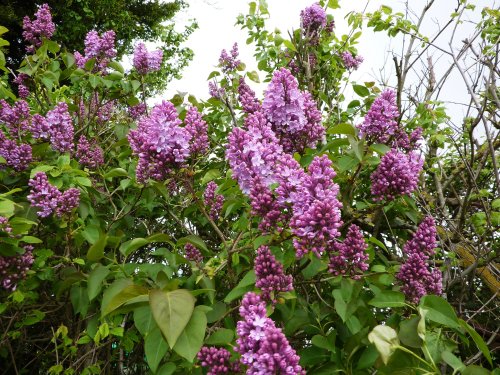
[163,0,495,126]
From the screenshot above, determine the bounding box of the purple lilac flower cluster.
[27,172,80,218]
[128,103,147,120]
[358,89,399,145]
[75,136,104,169]
[22,4,55,53]
[0,132,32,171]
[197,346,240,375]
[0,246,34,291]
[209,81,225,99]
[0,100,31,138]
[203,181,224,221]
[185,106,209,155]
[75,30,117,72]
[128,101,192,183]
[219,43,241,73]
[396,217,443,303]
[236,292,305,374]
[341,51,364,70]
[78,93,116,126]
[289,155,343,258]
[328,224,369,278]
[184,243,203,264]
[0,217,12,235]
[254,246,293,302]
[300,3,327,34]
[35,102,74,153]
[370,149,423,201]
[262,68,324,153]
[133,43,163,75]
[14,74,30,99]
[238,78,260,114]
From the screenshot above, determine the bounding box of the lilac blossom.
[254,246,293,302]
[358,89,399,144]
[45,102,74,152]
[262,68,324,153]
[0,217,12,235]
[370,149,423,201]
[0,99,31,138]
[0,246,34,291]
[128,103,147,120]
[341,51,364,70]
[184,106,209,155]
[22,4,55,52]
[14,74,30,98]
[300,3,327,33]
[184,243,203,264]
[75,136,104,169]
[236,292,304,374]
[290,155,343,258]
[27,172,80,217]
[219,43,241,73]
[396,217,442,303]
[0,132,32,171]
[328,224,369,278]
[209,81,225,99]
[249,177,286,233]
[197,346,240,375]
[128,101,191,183]
[79,94,115,126]
[74,30,117,72]
[133,43,163,75]
[203,181,224,221]
[238,78,260,114]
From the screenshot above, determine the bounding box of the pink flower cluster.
[254,246,293,302]
[22,3,55,53]
[203,181,224,221]
[219,43,241,73]
[262,68,324,153]
[75,30,117,72]
[133,43,163,75]
[75,136,104,169]
[0,246,34,291]
[396,217,442,303]
[341,51,364,70]
[370,149,423,201]
[328,224,369,278]
[184,243,203,264]
[197,347,240,375]
[128,101,208,183]
[27,172,80,218]
[236,292,305,374]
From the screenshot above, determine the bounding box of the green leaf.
[336,155,359,172]
[327,0,340,9]
[399,316,423,348]
[419,295,460,329]
[353,84,370,97]
[247,71,260,83]
[20,236,42,244]
[283,39,297,52]
[104,168,128,179]
[178,235,208,252]
[0,199,15,217]
[87,235,107,262]
[149,289,195,348]
[311,335,335,352]
[201,169,220,184]
[459,319,493,366]
[205,328,234,345]
[329,123,355,136]
[134,306,157,336]
[120,234,170,257]
[441,351,465,373]
[368,325,400,365]
[369,290,406,308]
[145,327,168,373]
[173,306,207,362]
[370,143,391,155]
[108,61,125,74]
[224,270,256,303]
[87,265,110,301]
[102,284,148,317]
[462,365,491,375]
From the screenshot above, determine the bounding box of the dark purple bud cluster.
[75,136,104,169]
[22,4,55,53]
[197,346,240,375]
[204,181,224,221]
[74,30,117,72]
[0,246,34,291]
[236,292,305,374]
[128,103,147,120]
[27,172,80,218]
[396,216,443,303]
[254,246,293,302]
[133,43,163,75]
[184,243,203,264]
[328,224,369,279]
[370,149,423,201]
[13,74,30,99]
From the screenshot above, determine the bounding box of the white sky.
[163,0,495,126]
